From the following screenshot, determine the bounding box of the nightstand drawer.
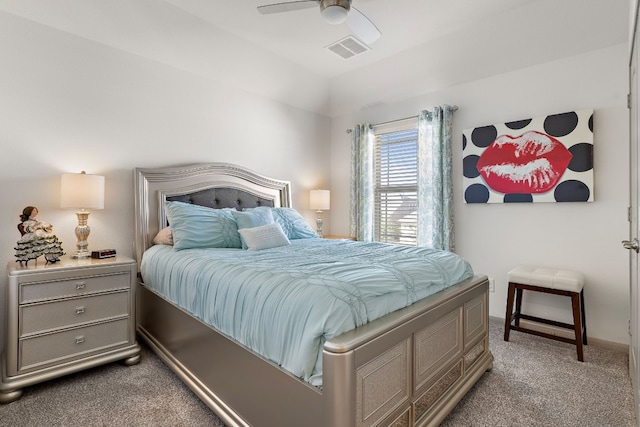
[20,291,130,336]
[19,318,130,371]
[20,272,130,303]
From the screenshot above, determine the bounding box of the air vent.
[325,36,370,60]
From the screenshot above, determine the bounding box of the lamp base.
[72,211,92,259]
[315,211,324,238]
[71,250,92,259]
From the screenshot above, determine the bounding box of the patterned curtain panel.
[349,124,374,241]
[417,106,455,251]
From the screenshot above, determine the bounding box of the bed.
[134,162,493,427]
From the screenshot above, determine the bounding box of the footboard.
[137,275,492,427]
[323,275,492,427]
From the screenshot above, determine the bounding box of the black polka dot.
[505,119,532,130]
[463,155,481,178]
[588,114,593,132]
[504,194,533,203]
[465,184,490,203]
[554,180,590,202]
[471,126,498,148]
[544,111,579,137]
[568,143,593,172]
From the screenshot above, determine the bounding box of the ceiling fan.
[257,0,382,45]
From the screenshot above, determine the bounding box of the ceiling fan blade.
[257,1,319,15]
[347,7,381,45]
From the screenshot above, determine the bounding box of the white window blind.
[373,117,419,246]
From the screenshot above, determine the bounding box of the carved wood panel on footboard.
[323,277,492,427]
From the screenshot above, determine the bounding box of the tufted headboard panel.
[166,187,274,211]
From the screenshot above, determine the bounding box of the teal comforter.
[140,238,473,386]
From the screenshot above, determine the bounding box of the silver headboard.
[134,163,292,266]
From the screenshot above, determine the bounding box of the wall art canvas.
[462,109,594,203]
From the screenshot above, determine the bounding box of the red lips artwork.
[476,131,573,194]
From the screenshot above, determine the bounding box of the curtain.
[350,105,455,249]
[349,124,374,241]
[417,106,455,251]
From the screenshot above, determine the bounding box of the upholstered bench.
[504,265,587,361]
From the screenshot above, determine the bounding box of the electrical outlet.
[489,278,495,292]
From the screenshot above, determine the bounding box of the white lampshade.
[60,171,105,210]
[310,189,331,211]
[321,4,348,24]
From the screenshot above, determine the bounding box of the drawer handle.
[75,336,85,345]
[75,306,85,315]
[75,282,86,290]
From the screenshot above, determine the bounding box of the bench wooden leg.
[504,282,516,341]
[514,287,523,328]
[571,292,584,362]
[580,289,587,345]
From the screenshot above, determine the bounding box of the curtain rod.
[345,105,458,134]
[372,115,417,128]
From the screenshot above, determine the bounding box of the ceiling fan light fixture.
[320,0,350,25]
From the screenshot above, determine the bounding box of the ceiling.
[0,0,630,116]
[164,0,540,78]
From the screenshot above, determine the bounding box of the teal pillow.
[231,209,275,249]
[252,207,318,240]
[165,201,241,250]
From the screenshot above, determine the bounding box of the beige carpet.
[443,317,636,426]
[0,317,636,426]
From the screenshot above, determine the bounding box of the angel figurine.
[15,206,65,265]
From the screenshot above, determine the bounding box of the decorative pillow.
[232,209,275,249]
[164,201,242,250]
[268,207,319,240]
[153,226,173,246]
[238,223,290,251]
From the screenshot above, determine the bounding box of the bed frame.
[134,163,493,427]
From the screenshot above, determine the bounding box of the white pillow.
[153,227,173,245]
[237,223,290,251]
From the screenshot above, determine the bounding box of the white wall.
[0,4,630,347]
[330,44,630,344]
[0,12,331,279]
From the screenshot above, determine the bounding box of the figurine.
[14,206,65,265]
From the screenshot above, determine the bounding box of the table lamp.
[60,171,105,259]
[309,189,330,237]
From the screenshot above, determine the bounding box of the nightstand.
[0,256,140,403]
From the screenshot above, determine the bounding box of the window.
[372,117,419,246]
